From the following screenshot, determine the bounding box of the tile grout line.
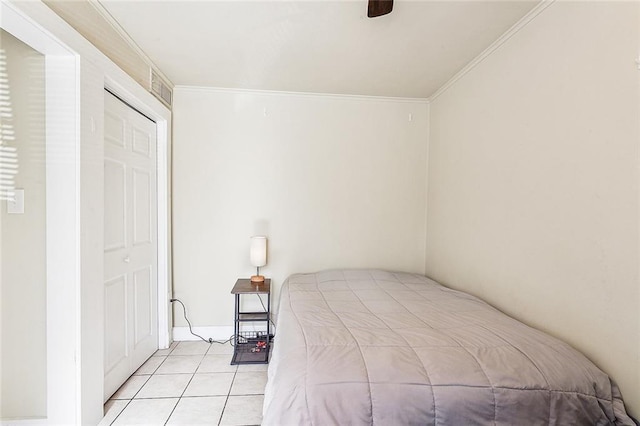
[105,341,250,426]
[162,371,195,425]
[108,342,177,425]
[108,354,165,425]
[218,367,239,426]
[163,341,210,425]
[162,340,233,425]
[108,399,132,426]
[154,342,187,425]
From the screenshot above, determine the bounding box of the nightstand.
[230,278,271,364]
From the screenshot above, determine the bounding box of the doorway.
[0,28,47,421]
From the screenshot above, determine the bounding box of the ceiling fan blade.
[367,0,393,18]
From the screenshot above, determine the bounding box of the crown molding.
[429,0,555,103]
[174,85,430,104]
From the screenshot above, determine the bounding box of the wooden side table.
[230,278,271,364]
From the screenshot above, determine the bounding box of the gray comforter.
[263,270,634,425]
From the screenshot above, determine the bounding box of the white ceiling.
[99,0,538,99]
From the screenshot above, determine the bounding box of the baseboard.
[172,326,234,342]
[172,325,271,342]
[0,417,47,425]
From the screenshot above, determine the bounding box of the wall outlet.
[7,189,24,214]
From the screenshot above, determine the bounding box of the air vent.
[150,70,172,108]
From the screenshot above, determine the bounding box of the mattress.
[263,269,634,425]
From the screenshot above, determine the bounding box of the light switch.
[7,189,24,214]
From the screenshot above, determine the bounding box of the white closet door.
[103,90,158,400]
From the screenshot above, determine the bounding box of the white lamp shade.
[250,236,267,267]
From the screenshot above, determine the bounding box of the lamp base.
[250,275,265,283]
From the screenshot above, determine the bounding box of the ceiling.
[99,0,538,99]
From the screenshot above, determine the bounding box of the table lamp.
[250,236,267,283]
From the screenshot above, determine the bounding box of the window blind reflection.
[0,49,18,201]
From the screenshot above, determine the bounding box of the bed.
[263,269,634,425]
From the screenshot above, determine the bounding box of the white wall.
[426,1,639,417]
[0,29,47,420]
[172,87,428,330]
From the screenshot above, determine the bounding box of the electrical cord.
[170,298,234,345]
[256,293,277,335]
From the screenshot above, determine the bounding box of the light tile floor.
[100,341,268,426]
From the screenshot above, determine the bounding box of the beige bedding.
[263,269,634,425]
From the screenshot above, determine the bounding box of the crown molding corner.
[428,0,556,103]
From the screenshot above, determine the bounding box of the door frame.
[0,1,172,424]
